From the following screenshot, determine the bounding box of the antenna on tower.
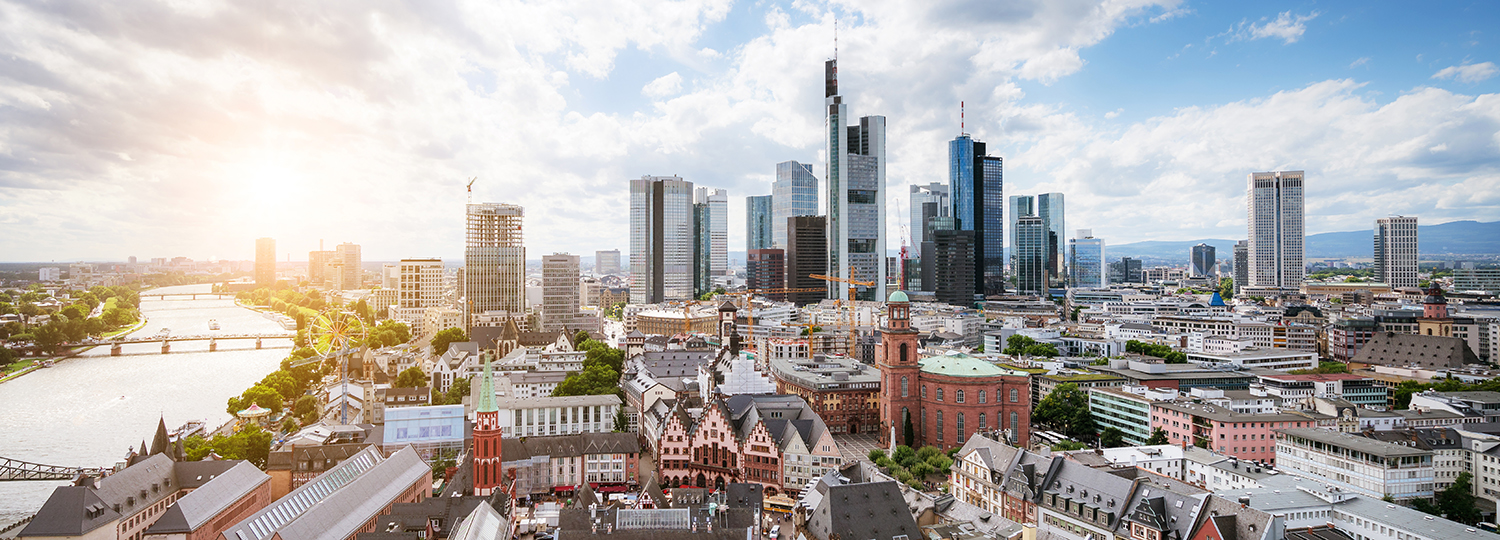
[466,177,477,204]
[961,101,965,135]
[833,13,838,61]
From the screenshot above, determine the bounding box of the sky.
[1,0,1498,263]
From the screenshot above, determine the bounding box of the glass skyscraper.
[1009,193,1064,287]
[1068,229,1104,289]
[772,161,818,250]
[1190,243,1216,277]
[747,195,773,252]
[1247,171,1305,289]
[949,135,1003,297]
[629,176,694,304]
[825,59,886,301]
[1014,216,1046,295]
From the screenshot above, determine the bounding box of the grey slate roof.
[807,480,920,540]
[17,487,120,537]
[500,432,641,462]
[1276,428,1433,458]
[1194,495,1277,540]
[1352,332,1478,368]
[144,461,270,534]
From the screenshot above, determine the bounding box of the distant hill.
[1108,220,1500,263]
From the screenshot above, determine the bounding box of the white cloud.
[1104,109,1122,119]
[1433,62,1500,84]
[1247,11,1318,44]
[1349,57,1370,68]
[643,72,684,99]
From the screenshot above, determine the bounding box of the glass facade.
[824,58,886,302]
[949,136,1005,296]
[1014,216,1046,295]
[1009,193,1064,288]
[772,161,818,250]
[747,195,773,252]
[1069,232,1105,289]
[630,176,694,304]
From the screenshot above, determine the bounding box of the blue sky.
[0,0,1497,262]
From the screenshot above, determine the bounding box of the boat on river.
[208,319,220,330]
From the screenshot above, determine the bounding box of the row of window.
[900,377,1020,404]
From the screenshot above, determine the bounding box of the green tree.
[574,330,591,345]
[1099,427,1126,448]
[1436,472,1483,524]
[259,370,299,400]
[293,395,318,418]
[1033,383,1097,440]
[909,462,935,478]
[916,446,942,461]
[241,384,285,412]
[394,366,427,388]
[1003,335,1037,356]
[1216,278,1234,299]
[1393,380,1432,409]
[614,408,628,432]
[552,363,621,396]
[926,455,953,472]
[868,449,887,462]
[892,445,917,468]
[1051,440,1088,451]
[903,409,915,447]
[1145,428,1170,445]
[1289,361,1351,375]
[430,327,467,356]
[441,377,471,405]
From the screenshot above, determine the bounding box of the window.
[900,343,909,364]
[937,388,944,402]
[1011,412,1018,429]
[979,390,987,404]
[901,377,909,398]
[937,411,944,441]
[922,386,927,399]
[956,390,965,403]
[1010,389,1019,403]
[957,413,966,442]
[979,413,987,430]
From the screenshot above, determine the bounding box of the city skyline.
[2,2,1499,262]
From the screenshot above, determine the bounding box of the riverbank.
[0,317,150,384]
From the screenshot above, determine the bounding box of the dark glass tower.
[949,135,1005,298]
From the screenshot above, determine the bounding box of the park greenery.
[0,285,142,365]
[1003,334,1059,358]
[1307,268,1375,281]
[431,327,467,355]
[1033,383,1097,441]
[869,445,952,491]
[182,425,273,468]
[1412,472,1482,524]
[552,333,627,397]
[1393,377,1500,409]
[1126,339,1187,363]
[1216,278,1234,299]
[1288,361,1351,375]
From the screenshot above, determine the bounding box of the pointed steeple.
[150,417,171,456]
[475,351,499,414]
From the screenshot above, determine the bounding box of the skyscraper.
[541,253,580,332]
[630,176,693,304]
[391,258,443,333]
[1013,216,1046,295]
[696,188,728,277]
[1068,230,1105,289]
[747,249,786,299]
[466,203,526,326]
[1190,243,1216,277]
[909,183,949,247]
[772,161,818,250]
[334,242,361,290]
[747,195,773,252]
[949,136,1004,297]
[825,59,887,301]
[932,229,975,306]
[595,249,621,275]
[1009,193,1064,287]
[1247,171,1305,290]
[786,216,828,306]
[1375,216,1418,288]
[1233,240,1248,295]
[255,237,275,287]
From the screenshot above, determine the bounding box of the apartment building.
[1275,428,1434,502]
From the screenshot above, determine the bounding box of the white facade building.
[1375,216,1419,289]
[1247,170,1305,290]
[485,395,622,438]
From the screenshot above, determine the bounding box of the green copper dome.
[888,290,909,303]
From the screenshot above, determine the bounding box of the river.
[0,284,293,525]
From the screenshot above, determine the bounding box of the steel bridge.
[138,292,238,300]
[0,457,107,482]
[10,333,295,356]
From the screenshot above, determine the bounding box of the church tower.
[472,353,504,496]
[876,291,921,447]
[1419,284,1453,337]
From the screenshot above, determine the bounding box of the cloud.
[1218,11,1319,45]
[1104,109,1122,119]
[1349,57,1370,68]
[643,72,684,99]
[1433,62,1500,84]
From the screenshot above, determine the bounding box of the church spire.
[475,351,498,414]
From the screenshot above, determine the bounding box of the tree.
[394,366,427,388]
[916,446,942,461]
[293,395,318,418]
[614,408,628,432]
[1033,383,1097,440]
[1099,427,1126,448]
[1003,335,1037,356]
[259,371,299,400]
[909,462,935,478]
[868,449,887,462]
[926,455,953,472]
[1435,472,1483,524]
[552,363,621,396]
[1051,440,1088,451]
[1217,278,1234,299]
[903,409,915,447]
[181,425,273,468]
[1145,428,1169,446]
[892,445,917,468]
[430,327,467,356]
[442,377,471,405]
[574,330,591,345]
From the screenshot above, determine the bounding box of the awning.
[553,486,574,493]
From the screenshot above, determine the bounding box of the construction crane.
[466,177,477,203]
[720,287,828,326]
[809,268,875,358]
[895,198,911,291]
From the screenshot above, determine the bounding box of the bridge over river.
[0,457,108,482]
[10,333,295,356]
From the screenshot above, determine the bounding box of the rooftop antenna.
[834,13,838,61]
[466,177,477,204]
[961,101,965,135]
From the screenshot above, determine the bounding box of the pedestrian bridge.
[139,292,238,300]
[10,333,295,356]
[0,456,107,481]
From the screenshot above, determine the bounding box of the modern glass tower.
[1014,216,1046,295]
[1191,243,1216,277]
[692,187,727,296]
[1009,193,1064,287]
[909,183,949,245]
[1233,240,1248,295]
[825,59,887,301]
[1247,171,1305,289]
[629,176,693,304]
[1375,215,1418,288]
[772,161,818,250]
[747,195,773,252]
[1068,229,1105,289]
[950,135,1004,297]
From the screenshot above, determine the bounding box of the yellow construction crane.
[809,268,875,358]
[720,287,828,326]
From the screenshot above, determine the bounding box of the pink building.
[1150,401,1329,466]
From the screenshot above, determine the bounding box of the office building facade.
[390,258,443,334]
[1191,243,1216,277]
[747,195,773,252]
[1375,216,1418,288]
[786,216,828,306]
[334,242,361,290]
[595,249,621,275]
[1068,229,1105,289]
[629,176,693,304]
[746,249,786,299]
[910,183,949,248]
[933,230,976,306]
[825,59,886,301]
[1247,171,1305,289]
[696,187,728,278]
[255,237,275,287]
[950,135,1004,297]
[1013,216,1046,295]
[772,160,818,250]
[1009,193,1065,287]
[1110,257,1142,284]
[465,203,526,325]
[1233,240,1248,294]
[541,254,580,332]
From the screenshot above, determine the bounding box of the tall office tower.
[949,135,1005,297]
[333,243,361,290]
[541,253,581,331]
[920,216,957,293]
[694,200,711,295]
[1375,216,1418,288]
[629,176,693,304]
[693,187,728,281]
[786,216,828,306]
[1068,229,1105,289]
[747,195,773,252]
[1190,243,1217,277]
[747,249,786,300]
[824,59,887,301]
[1109,257,1143,284]
[391,258,443,333]
[772,161,818,250]
[308,249,334,284]
[933,229,976,306]
[909,183,950,247]
[1233,240,1248,294]
[255,238,275,287]
[466,203,526,326]
[1009,193,1065,287]
[1247,171,1305,290]
[1013,217,1046,295]
[595,249,621,275]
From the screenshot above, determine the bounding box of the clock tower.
[876,291,921,447]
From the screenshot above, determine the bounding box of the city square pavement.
[834,433,887,462]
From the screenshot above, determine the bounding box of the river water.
[0,284,293,525]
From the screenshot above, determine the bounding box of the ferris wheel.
[309,309,367,358]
